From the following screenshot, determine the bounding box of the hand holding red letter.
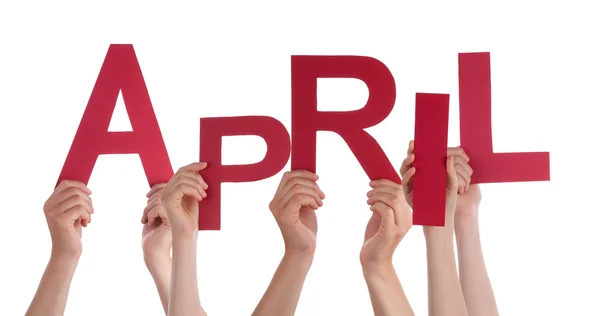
[269,170,326,254]
[141,183,171,259]
[43,180,94,258]
[162,162,209,237]
[362,178,412,266]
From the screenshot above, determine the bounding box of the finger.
[448,147,469,162]
[447,155,458,189]
[401,166,416,194]
[146,183,167,198]
[51,192,93,216]
[454,163,471,193]
[399,153,415,175]
[367,192,405,225]
[179,170,208,190]
[276,177,325,203]
[279,184,323,211]
[157,205,169,226]
[283,194,319,211]
[147,206,161,227]
[277,170,319,193]
[177,173,207,198]
[366,181,402,197]
[454,155,472,192]
[52,180,91,199]
[407,140,414,155]
[370,202,395,232]
[454,155,473,175]
[47,185,91,211]
[62,205,91,228]
[173,183,204,202]
[369,179,401,189]
[179,162,208,173]
[142,197,161,224]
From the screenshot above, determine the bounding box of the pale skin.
[252,170,325,316]
[455,185,499,315]
[141,183,172,314]
[362,178,415,316]
[400,141,470,316]
[254,170,416,316]
[161,162,209,316]
[26,180,94,316]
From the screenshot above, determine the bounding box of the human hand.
[162,162,209,238]
[400,141,472,211]
[43,180,94,258]
[142,183,172,261]
[361,179,412,267]
[269,170,325,255]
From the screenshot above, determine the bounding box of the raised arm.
[26,180,94,316]
[361,178,414,316]
[162,162,209,316]
[141,183,172,314]
[455,184,499,315]
[401,142,468,316]
[252,171,325,316]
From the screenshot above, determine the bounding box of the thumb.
[370,202,395,233]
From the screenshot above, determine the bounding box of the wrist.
[283,249,315,263]
[362,261,395,279]
[48,251,80,273]
[144,253,172,270]
[172,234,198,253]
[50,248,81,264]
[423,224,454,239]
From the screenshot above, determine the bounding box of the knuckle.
[75,195,86,204]
[291,194,305,204]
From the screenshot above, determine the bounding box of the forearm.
[424,220,468,316]
[362,263,414,316]
[252,251,313,316]
[145,255,172,314]
[455,213,499,316]
[26,253,79,316]
[168,234,206,316]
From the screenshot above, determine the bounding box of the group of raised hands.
[25,141,499,316]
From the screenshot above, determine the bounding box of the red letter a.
[57,44,173,187]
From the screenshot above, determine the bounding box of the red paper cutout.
[199,116,291,230]
[290,56,400,183]
[458,52,550,183]
[412,93,450,226]
[57,44,173,188]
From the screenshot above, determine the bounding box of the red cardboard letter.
[199,116,291,230]
[57,44,173,187]
[458,52,550,183]
[291,56,400,183]
[412,93,450,226]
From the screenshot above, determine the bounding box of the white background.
[1,1,598,315]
